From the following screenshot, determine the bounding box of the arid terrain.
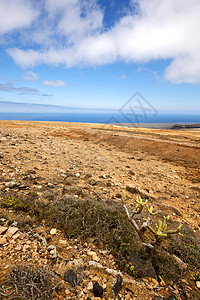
[0,120,200,299]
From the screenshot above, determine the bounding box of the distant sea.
[0,112,199,126]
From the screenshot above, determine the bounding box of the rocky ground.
[0,120,200,299]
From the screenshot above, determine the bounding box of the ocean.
[0,112,199,126]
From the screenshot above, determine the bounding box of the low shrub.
[0,196,28,211]
[0,263,59,300]
[33,196,144,262]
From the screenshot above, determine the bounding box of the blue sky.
[0,0,200,114]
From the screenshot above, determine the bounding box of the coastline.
[0,118,200,131]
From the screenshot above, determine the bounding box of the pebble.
[0,227,8,235]
[65,289,71,295]
[87,282,93,290]
[151,278,159,286]
[93,282,103,298]
[5,181,20,188]
[50,228,57,235]
[59,239,67,245]
[67,258,84,271]
[15,245,22,251]
[5,227,19,238]
[196,281,200,289]
[64,269,77,287]
[87,251,100,262]
[0,237,7,244]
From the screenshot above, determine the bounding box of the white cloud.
[45,0,103,43]
[42,80,66,87]
[0,0,38,35]
[5,0,200,84]
[23,71,39,81]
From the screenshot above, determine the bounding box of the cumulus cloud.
[23,71,39,81]
[42,80,66,87]
[0,0,38,35]
[5,0,200,83]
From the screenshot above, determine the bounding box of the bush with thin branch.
[0,263,60,300]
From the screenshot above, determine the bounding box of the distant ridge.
[169,123,200,129]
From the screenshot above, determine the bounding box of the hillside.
[0,120,199,299]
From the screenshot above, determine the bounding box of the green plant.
[0,196,27,211]
[129,265,137,277]
[122,193,183,251]
[147,215,183,238]
[193,272,200,281]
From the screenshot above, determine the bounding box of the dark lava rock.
[84,173,92,180]
[126,287,134,295]
[129,170,135,175]
[87,179,98,186]
[115,193,121,198]
[112,275,123,297]
[106,181,112,187]
[64,270,77,287]
[129,252,157,279]
[126,185,141,194]
[93,282,103,298]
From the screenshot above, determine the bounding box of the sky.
[0,0,200,114]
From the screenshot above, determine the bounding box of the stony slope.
[0,120,199,299]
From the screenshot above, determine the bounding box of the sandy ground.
[0,120,199,232]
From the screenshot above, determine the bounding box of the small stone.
[5,227,19,238]
[15,245,22,251]
[196,281,200,289]
[151,278,159,286]
[0,237,7,244]
[5,181,20,188]
[11,221,18,227]
[160,279,165,286]
[47,245,57,258]
[87,282,93,290]
[129,170,135,175]
[12,232,21,240]
[65,289,70,295]
[50,228,57,235]
[87,251,100,262]
[59,239,67,246]
[93,282,103,298]
[112,275,123,297]
[64,269,77,287]
[67,258,84,271]
[0,227,8,235]
[115,193,121,198]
